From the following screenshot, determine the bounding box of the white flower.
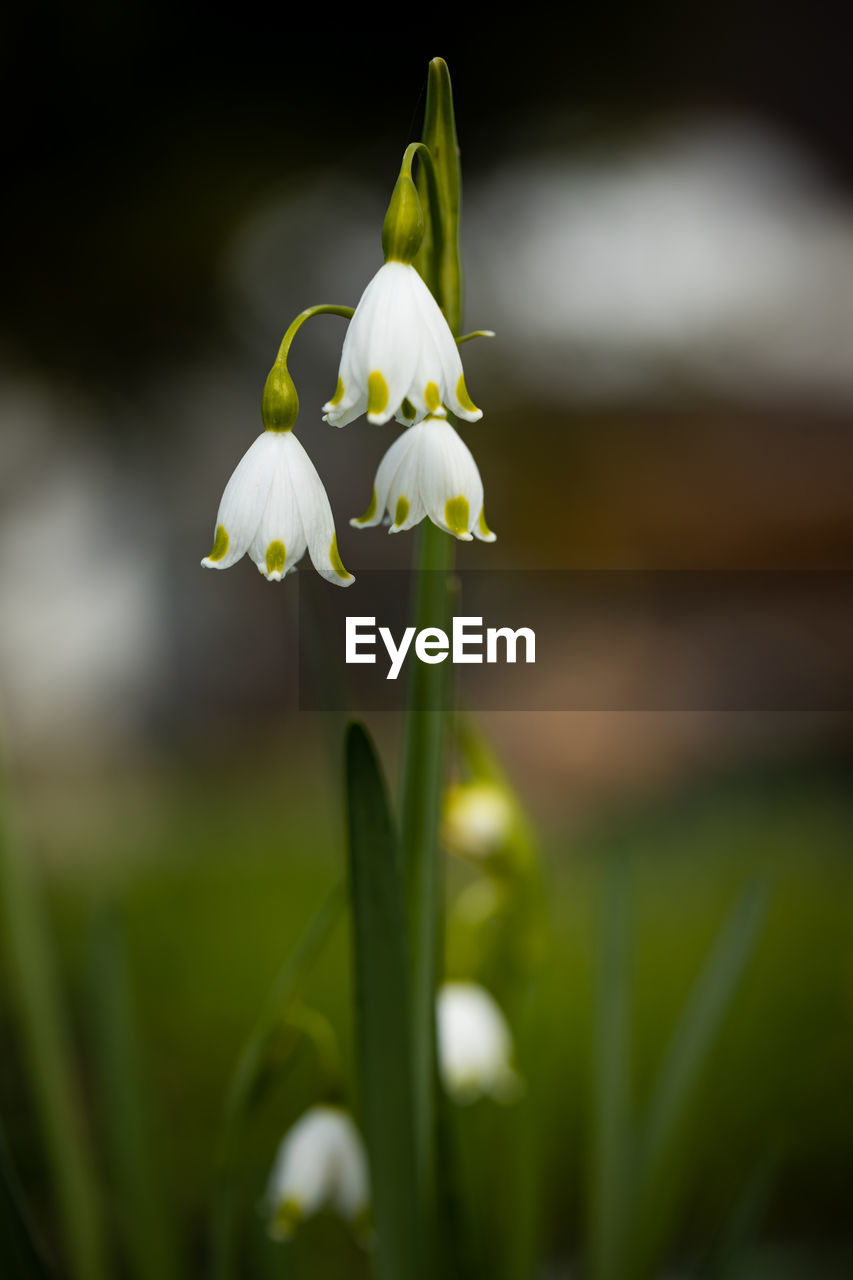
[323,261,483,427]
[437,982,521,1104]
[351,414,495,542]
[201,430,354,585]
[266,1106,370,1240]
[442,782,515,861]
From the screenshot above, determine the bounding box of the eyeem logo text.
[346,616,536,681]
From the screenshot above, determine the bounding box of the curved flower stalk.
[322,261,483,428]
[266,1106,370,1241]
[351,414,495,542]
[436,982,521,1104]
[201,430,354,586]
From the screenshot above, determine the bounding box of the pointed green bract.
[414,57,462,334]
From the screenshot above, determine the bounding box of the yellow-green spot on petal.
[207,525,229,562]
[265,540,286,576]
[270,1198,302,1241]
[354,488,377,525]
[445,495,470,537]
[328,376,345,407]
[368,371,389,416]
[329,533,352,580]
[400,397,417,421]
[425,380,441,411]
[456,374,480,415]
[394,495,410,527]
[478,508,493,538]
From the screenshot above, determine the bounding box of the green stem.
[400,524,454,1224]
[0,784,108,1280]
[399,55,464,1267]
[271,304,354,366]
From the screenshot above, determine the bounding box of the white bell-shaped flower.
[266,1105,370,1240]
[437,982,521,1104]
[323,262,483,428]
[201,430,354,586]
[351,414,495,542]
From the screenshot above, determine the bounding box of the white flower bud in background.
[436,982,521,1105]
[442,781,515,861]
[266,1105,370,1240]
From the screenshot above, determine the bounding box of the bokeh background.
[1,9,852,1278]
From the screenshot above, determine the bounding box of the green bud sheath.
[381,169,425,264]
[262,362,299,432]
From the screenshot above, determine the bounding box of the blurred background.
[1,8,851,1278]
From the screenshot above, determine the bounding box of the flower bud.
[266,1106,370,1240]
[442,781,514,860]
[437,982,521,1105]
[381,169,425,265]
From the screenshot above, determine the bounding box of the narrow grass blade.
[632,882,768,1274]
[0,786,108,1280]
[0,1124,52,1278]
[208,879,344,1280]
[638,882,767,1188]
[346,722,421,1280]
[590,855,633,1280]
[88,908,180,1280]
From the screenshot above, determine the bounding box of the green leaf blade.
[346,722,421,1280]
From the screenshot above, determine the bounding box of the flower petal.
[417,417,482,540]
[201,431,279,569]
[248,436,305,581]
[285,433,354,587]
[363,263,422,424]
[351,426,416,529]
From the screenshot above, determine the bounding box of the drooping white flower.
[442,782,515,861]
[323,262,483,428]
[437,982,521,1104]
[351,414,495,542]
[201,430,354,585]
[266,1105,370,1240]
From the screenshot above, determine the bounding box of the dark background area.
[1,9,852,1278]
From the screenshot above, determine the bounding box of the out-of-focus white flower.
[442,782,515,860]
[201,430,353,585]
[351,414,495,542]
[322,262,483,427]
[266,1105,370,1240]
[437,982,521,1104]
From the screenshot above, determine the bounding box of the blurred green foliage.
[1,745,852,1277]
